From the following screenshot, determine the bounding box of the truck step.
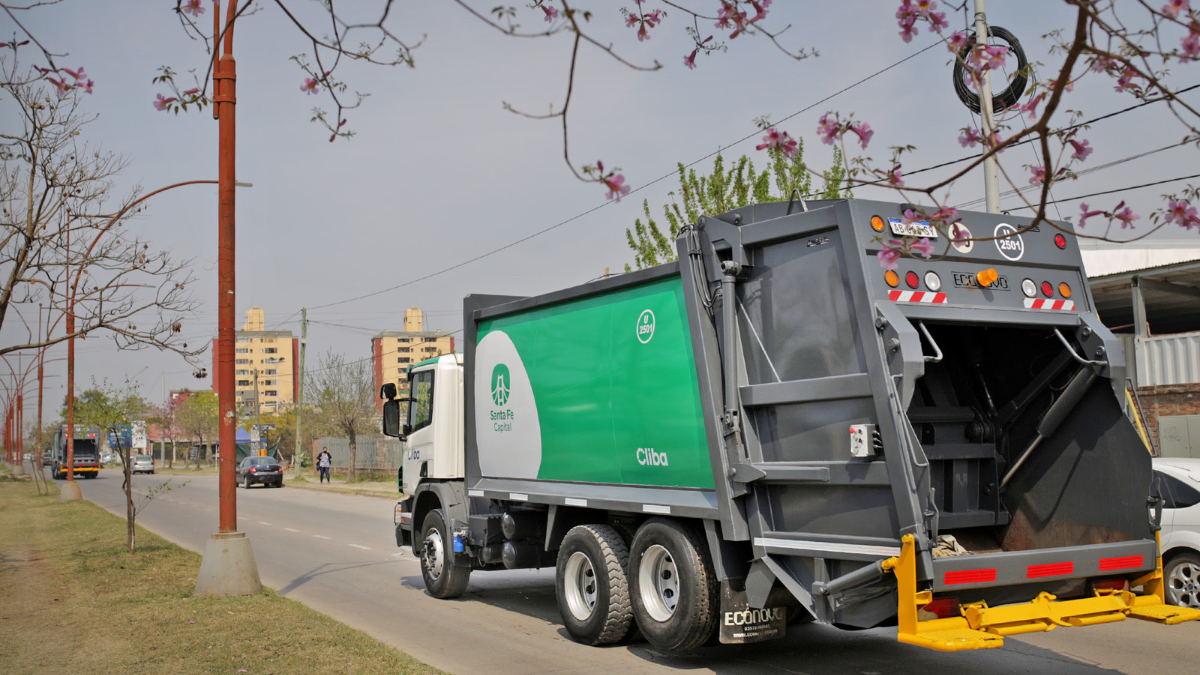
[897,619,1004,652]
[1126,602,1200,625]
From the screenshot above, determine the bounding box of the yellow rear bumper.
[888,534,1200,652]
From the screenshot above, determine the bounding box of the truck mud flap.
[888,534,1200,652]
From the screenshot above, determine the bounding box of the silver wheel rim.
[638,544,679,622]
[564,551,598,621]
[423,527,444,581]
[1167,560,1200,608]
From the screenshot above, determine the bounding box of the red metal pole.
[215,4,238,533]
[66,225,75,483]
[16,393,22,463]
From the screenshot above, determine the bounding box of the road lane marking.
[285,528,299,532]
[313,535,331,540]
[349,544,371,550]
[259,522,272,526]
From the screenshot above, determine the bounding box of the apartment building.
[211,306,299,413]
[373,307,455,409]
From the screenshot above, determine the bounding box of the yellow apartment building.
[212,306,299,413]
[373,307,455,409]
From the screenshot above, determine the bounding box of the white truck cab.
[399,354,465,495]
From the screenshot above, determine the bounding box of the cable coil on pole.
[953,26,1028,114]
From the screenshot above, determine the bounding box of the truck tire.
[420,509,471,598]
[1165,552,1200,609]
[629,518,718,652]
[555,524,633,646]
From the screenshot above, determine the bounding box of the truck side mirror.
[380,382,398,400]
[383,399,404,438]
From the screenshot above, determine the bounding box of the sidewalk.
[287,475,401,500]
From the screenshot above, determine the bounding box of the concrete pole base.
[12,464,25,476]
[59,481,83,501]
[195,532,263,597]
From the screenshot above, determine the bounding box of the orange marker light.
[1059,282,1072,298]
[976,268,999,287]
[885,270,900,287]
[871,215,887,232]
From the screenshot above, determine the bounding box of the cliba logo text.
[637,447,669,466]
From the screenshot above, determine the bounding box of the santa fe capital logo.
[491,363,511,406]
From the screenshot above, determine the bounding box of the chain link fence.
[313,435,403,474]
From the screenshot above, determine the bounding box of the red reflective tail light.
[923,597,961,619]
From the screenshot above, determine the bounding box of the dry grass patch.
[0,477,442,675]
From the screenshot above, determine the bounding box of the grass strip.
[0,474,443,675]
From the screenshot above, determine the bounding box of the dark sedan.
[236,456,284,488]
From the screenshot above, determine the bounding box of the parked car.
[100,452,118,465]
[1154,458,1200,609]
[130,455,155,474]
[236,456,284,489]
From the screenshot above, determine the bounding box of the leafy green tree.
[176,391,219,468]
[625,144,851,271]
[73,380,150,553]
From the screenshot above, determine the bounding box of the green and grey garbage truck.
[51,425,101,479]
[382,198,1200,652]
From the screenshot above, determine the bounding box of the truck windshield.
[410,370,435,432]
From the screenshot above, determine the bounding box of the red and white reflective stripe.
[888,290,947,304]
[1023,298,1075,311]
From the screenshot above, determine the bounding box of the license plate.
[889,218,938,238]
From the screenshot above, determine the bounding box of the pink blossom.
[1113,201,1140,228]
[1019,93,1043,121]
[950,222,969,243]
[928,11,949,32]
[1165,199,1200,229]
[911,237,935,259]
[153,93,176,111]
[182,0,206,18]
[958,127,982,148]
[817,114,840,145]
[81,79,94,94]
[881,165,904,187]
[604,173,631,201]
[625,13,639,28]
[645,9,663,27]
[62,66,85,81]
[638,24,649,41]
[930,206,960,225]
[947,30,970,53]
[1078,202,1103,228]
[301,77,319,95]
[1163,0,1191,19]
[542,4,558,22]
[684,48,698,69]
[1115,67,1144,94]
[183,87,200,95]
[896,2,920,43]
[1090,55,1117,74]
[756,128,799,159]
[901,209,922,225]
[1028,165,1047,185]
[850,122,874,149]
[877,246,902,270]
[1068,138,1093,162]
[969,44,1008,72]
[1182,28,1200,61]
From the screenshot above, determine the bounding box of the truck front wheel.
[555,524,633,646]
[629,518,718,651]
[420,509,471,598]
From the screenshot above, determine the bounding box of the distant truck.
[383,199,1200,653]
[51,426,101,480]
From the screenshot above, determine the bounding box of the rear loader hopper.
[384,198,1200,653]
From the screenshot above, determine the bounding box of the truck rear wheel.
[420,509,471,598]
[555,524,633,646]
[629,518,718,652]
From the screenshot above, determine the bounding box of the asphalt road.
[57,470,1200,675]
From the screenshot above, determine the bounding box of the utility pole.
[293,308,306,479]
[61,210,81,500]
[194,0,262,597]
[974,0,1001,214]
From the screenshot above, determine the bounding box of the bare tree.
[309,350,377,483]
[0,56,200,360]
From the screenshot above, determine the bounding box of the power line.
[296,39,945,313]
[1004,172,1200,210]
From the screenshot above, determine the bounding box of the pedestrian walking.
[317,447,332,484]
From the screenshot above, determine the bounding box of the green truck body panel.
[475,276,713,489]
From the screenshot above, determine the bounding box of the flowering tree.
[759,0,1200,268]
[0,55,200,360]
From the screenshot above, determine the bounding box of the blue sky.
[3,1,1198,415]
